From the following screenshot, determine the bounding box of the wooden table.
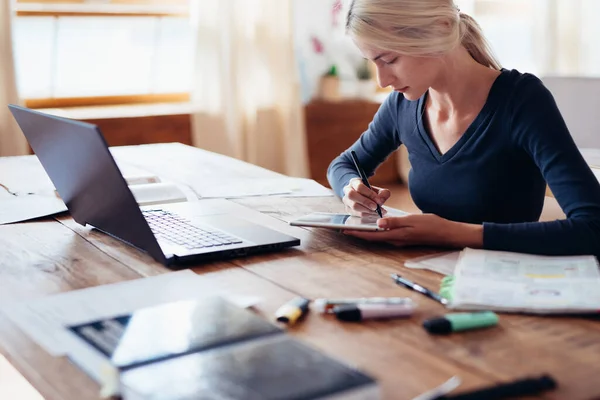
[0,143,598,400]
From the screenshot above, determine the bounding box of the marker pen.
[275,297,310,325]
[334,303,416,322]
[435,374,557,399]
[313,297,415,313]
[423,311,499,335]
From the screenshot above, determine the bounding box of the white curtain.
[189,0,309,177]
[455,0,600,77]
[0,0,27,156]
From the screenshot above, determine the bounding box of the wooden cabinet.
[84,114,192,147]
[304,99,399,187]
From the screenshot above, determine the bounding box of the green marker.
[423,311,499,335]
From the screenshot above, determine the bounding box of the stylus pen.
[391,273,449,305]
[349,150,383,218]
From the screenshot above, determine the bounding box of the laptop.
[8,105,300,267]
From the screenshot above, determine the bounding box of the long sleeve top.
[327,69,600,258]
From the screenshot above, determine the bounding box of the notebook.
[68,297,378,399]
[442,248,600,314]
[119,335,378,400]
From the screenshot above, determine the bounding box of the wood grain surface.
[0,143,596,400]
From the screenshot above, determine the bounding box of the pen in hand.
[349,150,383,218]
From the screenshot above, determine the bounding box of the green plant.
[356,59,372,80]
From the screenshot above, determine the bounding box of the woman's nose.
[376,66,393,89]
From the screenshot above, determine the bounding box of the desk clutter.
[0,168,334,226]
[70,297,378,400]
[3,246,584,399]
[0,272,378,399]
[6,246,597,399]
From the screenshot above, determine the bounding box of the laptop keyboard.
[142,210,243,250]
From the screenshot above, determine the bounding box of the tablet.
[289,212,382,231]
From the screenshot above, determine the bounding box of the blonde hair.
[346,0,501,70]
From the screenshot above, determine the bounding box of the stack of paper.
[198,177,334,198]
[447,248,600,314]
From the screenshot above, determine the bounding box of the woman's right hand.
[342,178,391,216]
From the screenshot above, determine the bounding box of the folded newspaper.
[444,248,600,314]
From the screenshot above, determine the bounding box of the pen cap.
[334,305,363,322]
[275,297,310,324]
[423,317,452,334]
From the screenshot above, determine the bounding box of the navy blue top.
[327,69,600,258]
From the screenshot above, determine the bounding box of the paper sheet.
[579,147,600,169]
[592,168,600,183]
[404,251,460,276]
[449,248,600,313]
[128,182,197,206]
[384,206,410,217]
[0,271,261,357]
[271,178,334,198]
[199,177,333,198]
[0,195,68,225]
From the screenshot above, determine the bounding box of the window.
[456,0,600,77]
[13,0,195,107]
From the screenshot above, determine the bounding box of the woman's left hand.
[343,214,483,248]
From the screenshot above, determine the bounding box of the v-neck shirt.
[327,69,600,257]
[416,82,500,162]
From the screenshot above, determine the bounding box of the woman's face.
[353,38,440,101]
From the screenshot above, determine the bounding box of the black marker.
[350,150,383,218]
[433,375,557,400]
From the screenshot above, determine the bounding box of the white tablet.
[289,212,382,231]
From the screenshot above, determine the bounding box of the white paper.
[404,251,460,276]
[271,178,335,198]
[129,182,196,206]
[383,206,410,217]
[124,173,161,186]
[198,179,291,198]
[113,158,159,182]
[592,168,600,183]
[0,195,68,225]
[449,248,600,313]
[579,147,600,169]
[199,177,333,198]
[0,271,261,357]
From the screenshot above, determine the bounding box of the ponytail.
[459,13,501,70]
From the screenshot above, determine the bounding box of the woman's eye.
[384,57,398,65]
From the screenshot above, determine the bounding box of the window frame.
[15,0,191,108]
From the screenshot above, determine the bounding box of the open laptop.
[8,105,300,267]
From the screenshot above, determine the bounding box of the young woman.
[327,0,600,257]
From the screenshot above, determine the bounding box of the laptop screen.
[8,105,165,263]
